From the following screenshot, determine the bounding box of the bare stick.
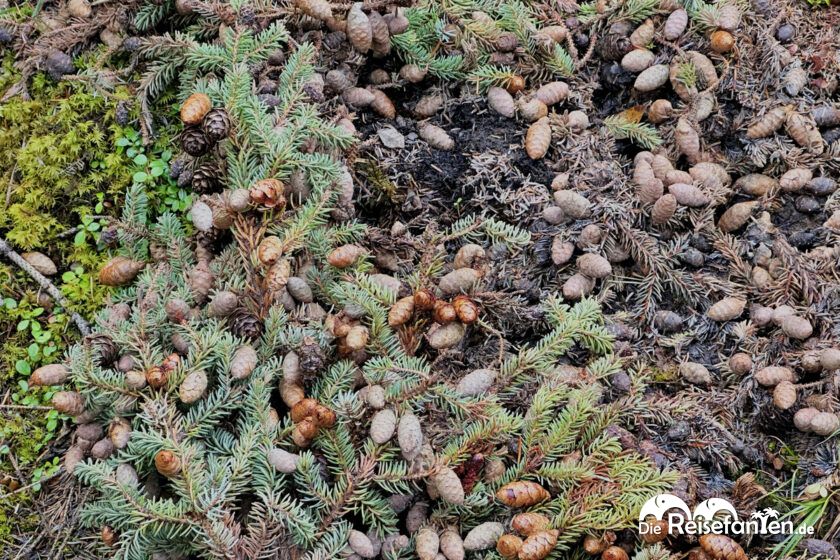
[0,238,91,336]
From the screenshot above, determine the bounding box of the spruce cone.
[154,450,181,477]
[202,108,231,143]
[86,334,119,366]
[195,228,228,253]
[192,162,224,193]
[181,127,211,156]
[249,179,286,208]
[299,339,326,374]
[230,307,263,340]
[596,32,632,61]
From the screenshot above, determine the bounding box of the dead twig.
[0,238,90,336]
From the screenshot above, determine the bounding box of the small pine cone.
[496,480,550,507]
[99,256,145,286]
[202,108,231,142]
[108,418,132,449]
[497,534,523,559]
[30,364,70,386]
[698,534,747,560]
[518,530,559,560]
[188,261,214,302]
[149,242,168,262]
[250,178,286,208]
[230,345,258,379]
[179,369,208,403]
[195,227,227,255]
[192,162,224,193]
[101,525,118,547]
[257,235,284,266]
[327,244,365,268]
[100,225,119,247]
[229,307,263,340]
[53,391,85,416]
[452,295,479,324]
[177,166,194,188]
[64,445,85,473]
[292,417,318,447]
[155,449,181,477]
[431,466,465,505]
[115,101,130,126]
[596,32,632,61]
[165,298,190,322]
[238,5,256,26]
[512,512,551,536]
[86,334,119,366]
[180,93,212,125]
[298,339,326,374]
[181,126,211,157]
[145,366,168,388]
[207,290,239,318]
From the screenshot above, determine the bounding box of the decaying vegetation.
[1,0,839,559]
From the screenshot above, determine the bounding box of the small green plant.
[676,61,698,89]
[604,114,664,149]
[116,127,188,214]
[766,479,836,558]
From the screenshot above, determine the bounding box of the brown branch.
[0,238,91,336]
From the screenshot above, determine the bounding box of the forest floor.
[1,0,840,559]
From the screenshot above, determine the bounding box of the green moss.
[0,61,133,249]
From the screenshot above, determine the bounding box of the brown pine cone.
[86,334,119,367]
[299,338,326,374]
[192,162,224,193]
[249,178,286,208]
[229,307,263,340]
[181,127,211,156]
[202,108,231,143]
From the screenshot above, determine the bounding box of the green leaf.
[74,230,87,246]
[134,153,148,166]
[15,360,31,375]
[17,319,29,331]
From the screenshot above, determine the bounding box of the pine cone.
[215,3,237,24]
[177,166,194,188]
[192,162,224,193]
[100,226,119,248]
[195,227,228,253]
[596,32,631,61]
[169,157,188,179]
[86,334,119,366]
[229,307,263,340]
[202,108,231,143]
[238,5,256,26]
[181,127,211,156]
[249,179,286,208]
[149,242,168,262]
[115,101,130,126]
[299,339,326,374]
